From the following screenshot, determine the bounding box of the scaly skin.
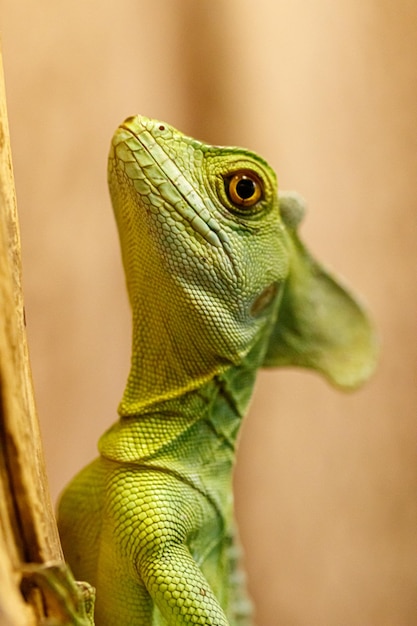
[58,116,377,625]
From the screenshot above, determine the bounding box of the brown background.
[2,1,417,624]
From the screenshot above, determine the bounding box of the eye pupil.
[226,171,263,209]
[235,177,256,200]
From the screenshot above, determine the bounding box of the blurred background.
[2,1,417,624]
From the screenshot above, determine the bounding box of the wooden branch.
[0,44,72,624]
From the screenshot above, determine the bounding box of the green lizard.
[57,115,377,626]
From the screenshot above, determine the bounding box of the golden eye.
[227,171,263,207]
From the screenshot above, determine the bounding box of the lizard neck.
[99,333,266,467]
[117,243,244,416]
[117,275,279,417]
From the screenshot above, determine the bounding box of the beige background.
[2,1,417,624]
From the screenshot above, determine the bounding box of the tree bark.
[0,44,64,624]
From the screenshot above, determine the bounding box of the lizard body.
[58,116,376,625]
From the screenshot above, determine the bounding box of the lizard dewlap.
[58,115,377,626]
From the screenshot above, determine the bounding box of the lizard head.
[108,116,376,415]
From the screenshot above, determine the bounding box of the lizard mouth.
[118,116,233,254]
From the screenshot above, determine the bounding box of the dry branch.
[0,45,74,624]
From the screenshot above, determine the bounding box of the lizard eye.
[226,171,263,208]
